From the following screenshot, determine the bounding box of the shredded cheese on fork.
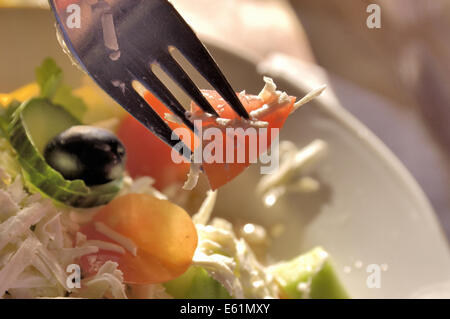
[292,85,326,113]
[183,77,322,190]
[183,162,202,191]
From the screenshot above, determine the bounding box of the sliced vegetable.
[17,98,80,153]
[7,98,122,208]
[79,193,198,284]
[269,247,349,299]
[0,83,39,107]
[44,126,126,186]
[192,90,295,190]
[118,87,295,190]
[164,266,231,299]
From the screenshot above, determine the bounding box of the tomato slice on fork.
[117,89,295,190]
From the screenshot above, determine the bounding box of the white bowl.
[1,7,449,298]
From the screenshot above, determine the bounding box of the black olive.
[44,126,126,186]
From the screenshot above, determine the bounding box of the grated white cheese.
[292,85,326,114]
[0,202,48,251]
[250,77,292,119]
[35,212,64,250]
[216,117,232,127]
[111,80,126,94]
[75,232,87,247]
[258,77,278,103]
[257,139,328,198]
[193,218,279,299]
[57,246,99,267]
[0,190,19,221]
[101,11,120,61]
[216,117,269,129]
[183,162,202,191]
[7,176,28,204]
[94,222,138,256]
[80,261,127,299]
[120,176,167,200]
[69,209,98,225]
[0,167,124,298]
[83,240,126,255]
[8,270,52,289]
[0,237,40,295]
[192,190,217,225]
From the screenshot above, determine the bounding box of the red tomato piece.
[191,91,295,189]
[117,92,190,190]
[118,89,295,190]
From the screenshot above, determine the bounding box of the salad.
[0,58,348,299]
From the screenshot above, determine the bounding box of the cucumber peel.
[269,247,349,299]
[7,98,122,208]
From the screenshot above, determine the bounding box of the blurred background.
[1,0,449,239]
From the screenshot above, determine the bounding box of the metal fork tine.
[157,53,219,116]
[126,62,195,132]
[176,43,250,119]
[50,0,249,156]
[98,78,192,159]
[161,1,249,118]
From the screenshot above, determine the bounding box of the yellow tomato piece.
[74,76,126,124]
[84,193,198,284]
[0,82,39,107]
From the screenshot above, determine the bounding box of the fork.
[49,0,249,157]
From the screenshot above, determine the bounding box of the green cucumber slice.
[164,266,231,299]
[7,98,122,208]
[269,247,349,299]
[18,97,80,153]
